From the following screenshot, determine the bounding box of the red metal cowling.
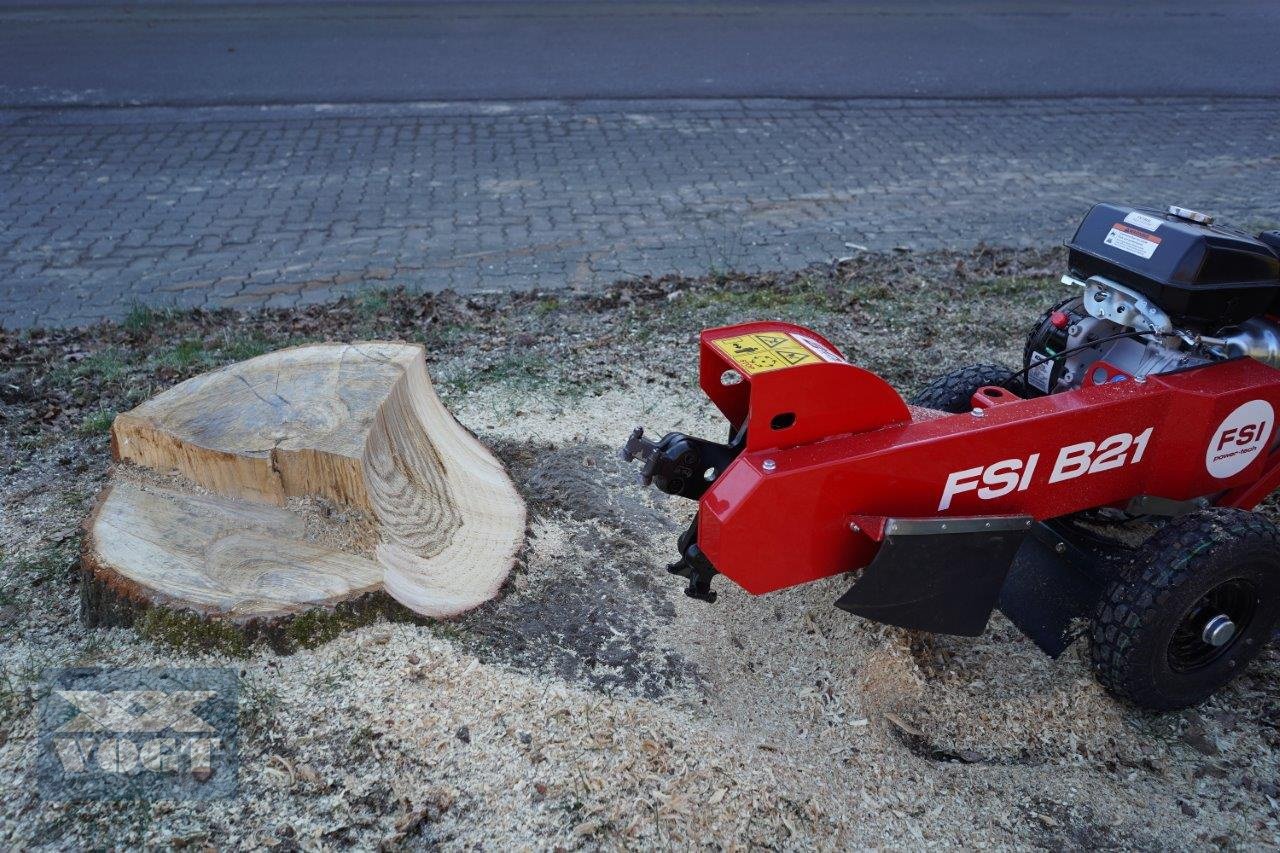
[694,322,1280,596]
[698,321,911,452]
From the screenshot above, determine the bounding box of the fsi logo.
[1206,399,1274,479]
[38,668,237,801]
[938,427,1153,511]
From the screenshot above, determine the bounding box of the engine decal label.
[1206,399,1273,479]
[1123,211,1164,232]
[712,332,826,374]
[1026,358,1053,393]
[1104,222,1162,259]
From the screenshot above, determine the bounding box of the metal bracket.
[620,427,739,501]
[880,515,1034,536]
[666,513,719,602]
[1124,494,1210,517]
[1067,273,1174,335]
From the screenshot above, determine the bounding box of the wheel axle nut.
[1202,614,1236,648]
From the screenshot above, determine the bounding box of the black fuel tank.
[1066,203,1280,326]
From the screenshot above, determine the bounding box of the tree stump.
[81,342,525,649]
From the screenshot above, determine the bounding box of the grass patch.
[354,288,391,318]
[238,676,282,735]
[123,303,163,332]
[444,352,555,395]
[78,409,115,436]
[0,654,52,737]
[681,276,842,317]
[48,348,134,388]
[152,338,212,370]
[5,542,77,589]
[216,333,275,362]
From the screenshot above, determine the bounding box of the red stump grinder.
[622,203,1280,710]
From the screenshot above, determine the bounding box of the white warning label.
[1123,211,1164,232]
[1103,222,1162,259]
[1026,358,1053,393]
[791,332,846,364]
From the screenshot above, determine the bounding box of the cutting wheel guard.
[622,320,1280,638]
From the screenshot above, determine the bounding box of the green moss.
[129,593,409,656]
[135,608,251,657]
[428,620,468,642]
[843,279,894,305]
[348,724,377,749]
[283,605,377,650]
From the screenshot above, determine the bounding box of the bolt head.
[762,459,777,471]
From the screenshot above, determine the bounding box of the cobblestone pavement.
[2,98,1278,328]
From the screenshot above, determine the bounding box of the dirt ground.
[1,247,1278,849]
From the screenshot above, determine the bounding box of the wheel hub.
[1201,614,1236,647]
[1167,578,1257,672]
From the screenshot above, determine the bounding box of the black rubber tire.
[1090,508,1280,711]
[909,364,1017,414]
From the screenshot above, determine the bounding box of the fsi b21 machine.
[623,203,1280,710]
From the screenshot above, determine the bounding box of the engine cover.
[1067,203,1280,326]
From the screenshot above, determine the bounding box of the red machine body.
[694,321,1280,596]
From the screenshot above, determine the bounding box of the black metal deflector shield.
[996,520,1110,658]
[835,516,1032,636]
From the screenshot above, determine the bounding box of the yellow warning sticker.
[712,332,824,375]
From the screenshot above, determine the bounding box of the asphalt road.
[1,1,1278,106]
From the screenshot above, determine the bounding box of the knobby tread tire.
[909,364,1017,414]
[1090,508,1280,711]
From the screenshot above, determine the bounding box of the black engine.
[1023,203,1280,395]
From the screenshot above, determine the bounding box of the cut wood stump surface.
[81,342,525,645]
